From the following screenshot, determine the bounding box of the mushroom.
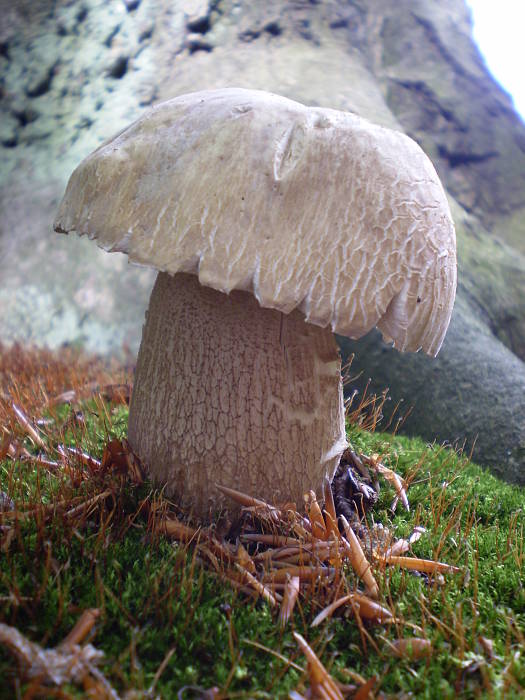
[54,88,456,519]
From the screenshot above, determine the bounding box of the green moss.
[1,405,524,698]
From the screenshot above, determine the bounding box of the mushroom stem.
[128,272,347,519]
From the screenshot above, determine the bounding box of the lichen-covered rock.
[374,0,525,250]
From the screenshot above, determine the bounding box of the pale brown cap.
[54,88,456,355]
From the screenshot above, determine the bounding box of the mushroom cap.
[54,88,456,355]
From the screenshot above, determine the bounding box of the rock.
[124,0,141,12]
[375,1,525,254]
[339,292,525,485]
[25,62,56,98]
[0,109,18,147]
[0,0,524,483]
[185,33,213,53]
[184,0,211,34]
[106,52,129,79]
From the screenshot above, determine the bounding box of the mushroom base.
[128,272,347,519]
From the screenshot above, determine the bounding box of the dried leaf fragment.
[234,564,280,606]
[64,490,112,520]
[308,490,327,540]
[353,675,377,700]
[340,515,379,598]
[389,637,432,659]
[312,592,392,627]
[61,445,102,472]
[348,592,393,623]
[215,483,282,523]
[379,554,460,575]
[101,438,144,483]
[59,608,101,648]
[236,541,256,573]
[263,565,335,584]
[311,595,352,628]
[241,533,301,547]
[322,476,338,536]
[155,516,199,543]
[374,460,409,512]
[9,401,47,449]
[380,526,426,558]
[279,575,300,627]
[293,632,344,700]
[0,621,105,686]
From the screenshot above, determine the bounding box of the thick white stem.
[128,272,347,519]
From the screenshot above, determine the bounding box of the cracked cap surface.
[54,87,456,355]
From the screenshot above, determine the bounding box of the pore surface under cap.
[54,88,456,355]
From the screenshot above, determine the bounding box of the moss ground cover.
[0,345,523,698]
